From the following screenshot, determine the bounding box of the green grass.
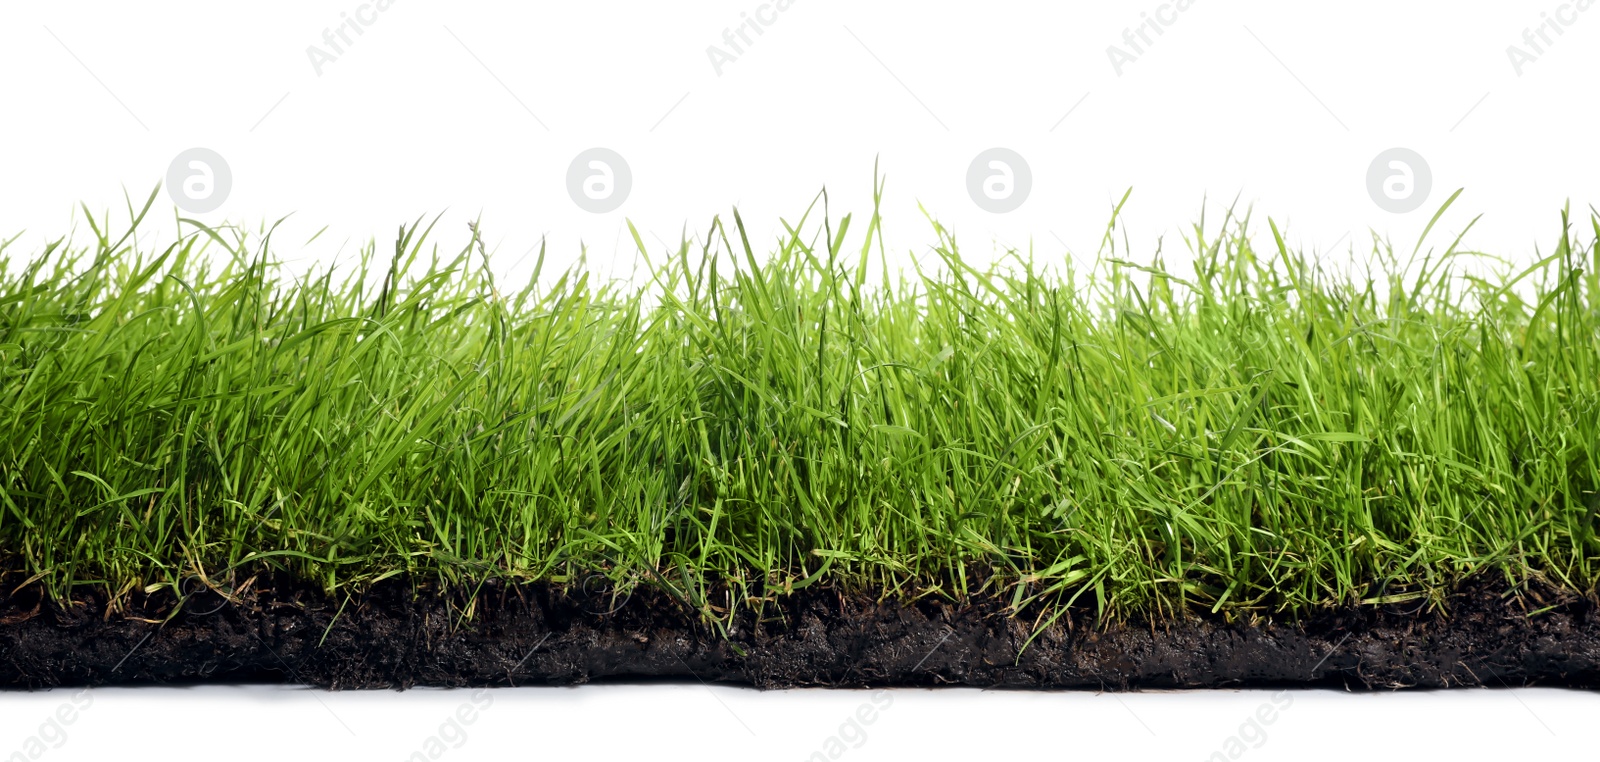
[2,184,1599,628]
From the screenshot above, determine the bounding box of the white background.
[3,1,1597,279]
[2,685,1596,761]
[3,1,1599,759]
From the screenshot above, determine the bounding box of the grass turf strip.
[2,187,1598,630]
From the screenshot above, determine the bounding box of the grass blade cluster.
[2,191,1598,625]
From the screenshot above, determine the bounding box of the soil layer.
[3,574,1598,690]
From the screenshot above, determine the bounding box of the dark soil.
[3,572,1599,690]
